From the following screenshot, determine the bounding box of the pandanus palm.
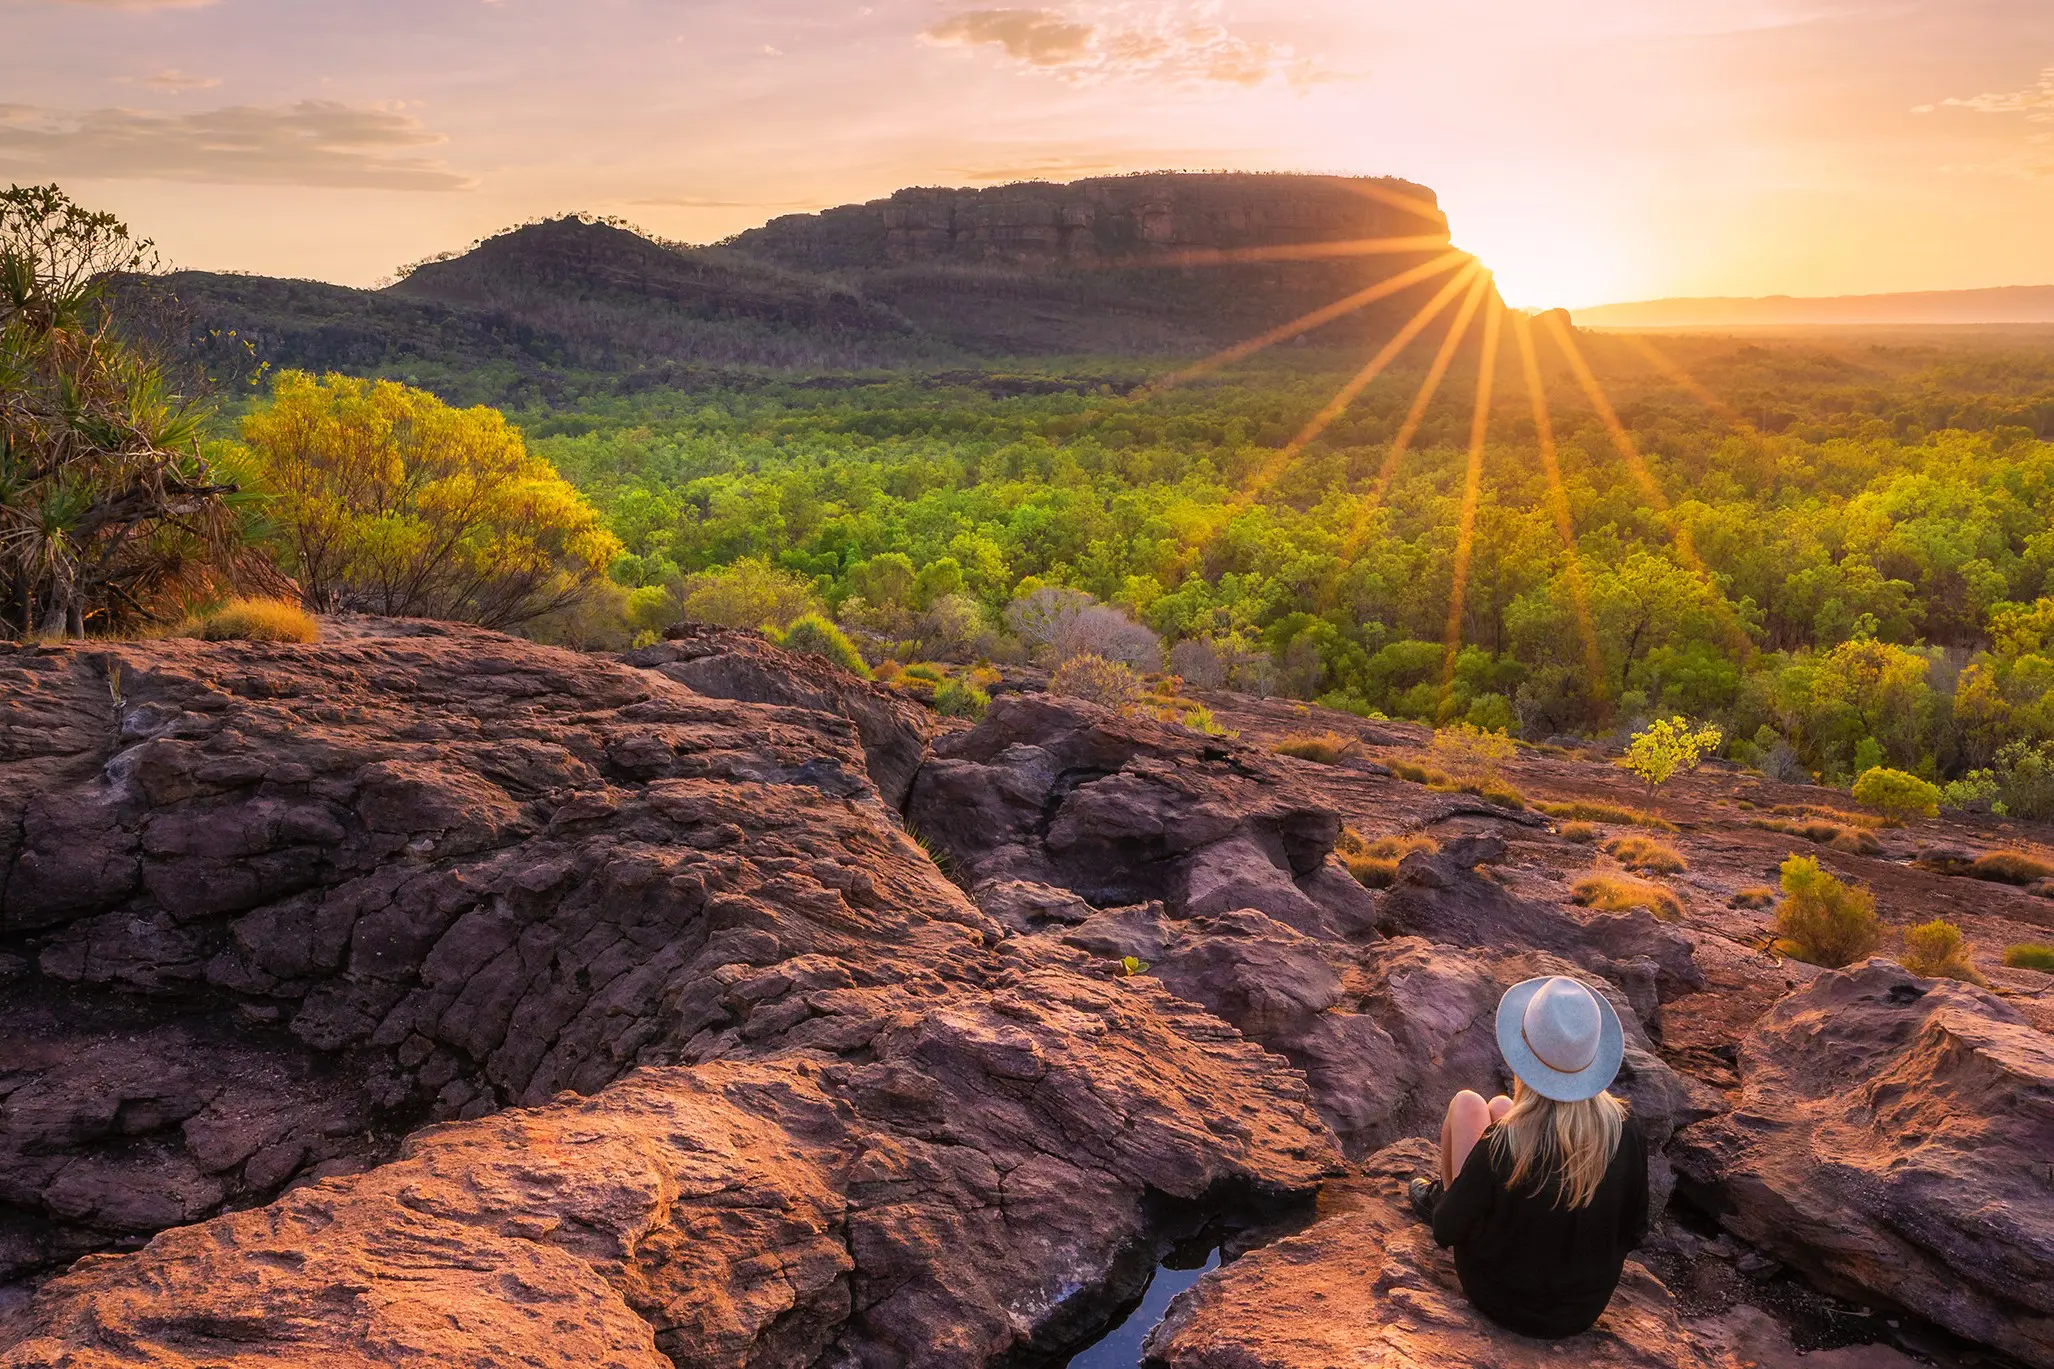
[0,184,247,637]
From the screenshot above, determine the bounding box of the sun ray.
[1441,295,1505,703]
[1512,311,1608,705]
[1147,235,1454,270]
[1617,332,1759,435]
[1343,180,1453,230]
[1539,312,1755,661]
[1149,249,1471,393]
[1334,268,1493,572]
[1372,268,1494,504]
[1231,258,1484,508]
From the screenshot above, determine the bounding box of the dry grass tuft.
[1969,851,2054,886]
[1604,835,1688,875]
[2003,943,2054,973]
[1537,800,1678,832]
[1274,732,1364,765]
[181,598,320,644]
[1748,817,1882,856]
[1559,822,1600,844]
[1731,887,1779,910]
[1572,875,1685,921]
[1770,803,1890,830]
[1385,758,1525,809]
[1339,829,1439,888]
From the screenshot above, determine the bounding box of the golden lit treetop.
[239,371,621,629]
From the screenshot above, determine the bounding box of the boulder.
[630,626,938,808]
[908,695,1376,940]
[1671,960,2054,1367]
[1143,1139,1750,1369]
[1379,844,1704,1026]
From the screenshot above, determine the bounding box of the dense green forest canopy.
[517,330,2054,786]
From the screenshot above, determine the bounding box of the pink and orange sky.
[2,0,2050,308]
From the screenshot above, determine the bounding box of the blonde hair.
[1489,1080,1629,1209]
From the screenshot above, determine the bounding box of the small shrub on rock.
[1049,654,1144,711]
[2003,943,2054,972]
[1969,851,2054,886]
[1560,821,1600,844]
[775,614,872,678]
[1572,875,1684,921]
[1941,769,2000,814]
[1900,919,1986,985]
[1172,704,1231,737]
[1274,732,1362,765]
[1604,835,1687,875]
[1430,723,1515,784]
[183,598,320,644]
[1731,886,1779,910]
[1774,855,1880,968]
[932,678,989,720]
[1852,767,1942,820]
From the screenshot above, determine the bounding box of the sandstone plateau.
[1,621,2050,1368]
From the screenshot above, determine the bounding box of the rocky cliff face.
[728,173,1447,272]
[2,624,2047,1369]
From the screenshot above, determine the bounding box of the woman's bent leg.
[1489,1094,1513,1123]
[1440,1090,1495,1187]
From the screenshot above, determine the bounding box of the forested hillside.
[526,329,2054,793]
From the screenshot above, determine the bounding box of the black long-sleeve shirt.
[1429,1122,1650,1339]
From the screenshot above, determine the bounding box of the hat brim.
[1495,977,1626,1102]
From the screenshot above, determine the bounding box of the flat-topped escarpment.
[727,172,1449,272]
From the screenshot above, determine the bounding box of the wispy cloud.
[1916,63,2054,177]
[120,69,222,93]
[921,3,1335,88]
[18,0,219,9]
[0,100,473,190]
[1916,65,2054,122]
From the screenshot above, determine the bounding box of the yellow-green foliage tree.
[240,371,620,628]
[1623,716,1724,806]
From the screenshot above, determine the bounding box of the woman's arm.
[1619,1126,1650,1250]
[1431,1133,1498,1248]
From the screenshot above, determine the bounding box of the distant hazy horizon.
[1573,282,2054,329]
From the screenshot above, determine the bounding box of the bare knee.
[1441,1090,1495,1185]
[1488,1095,1513,1122]
[1447,1090,1492,1127]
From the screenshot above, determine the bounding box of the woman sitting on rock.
[1407,975,1649,1339]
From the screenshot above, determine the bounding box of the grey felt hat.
[1495,975,1625,1102]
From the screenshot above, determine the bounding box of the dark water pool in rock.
[1060,1241,1221,1368]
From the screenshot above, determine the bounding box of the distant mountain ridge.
[1578,284,2054,329]
[140,173,1462,397]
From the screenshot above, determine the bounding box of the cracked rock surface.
[0,625,1335,1366]
[3,628,2050,1369]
